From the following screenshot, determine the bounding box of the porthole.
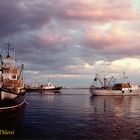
[12,75,16,79]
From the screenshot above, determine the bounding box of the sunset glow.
[1,0,140,87]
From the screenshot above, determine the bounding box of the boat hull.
[0,92,26,112]
[26,86,62,92]
[90,89,140,96]
[43,86,62,90]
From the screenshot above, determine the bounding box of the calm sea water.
[1,89,140,139]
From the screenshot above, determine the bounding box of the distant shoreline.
[62,87,90,89]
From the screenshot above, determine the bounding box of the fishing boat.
[41,80,62,91]
[25,81,42,92]
[90,73,140,96]
[0,44,26,112]
[26,80,62,92]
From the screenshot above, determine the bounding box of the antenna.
[0,54,2,66]
[6,42,12,57]
[13,47,17,62]
[123,72,128,83]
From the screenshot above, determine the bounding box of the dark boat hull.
[43,86,62,91]
[0,92,26,112]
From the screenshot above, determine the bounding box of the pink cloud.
[59,0,138,22]
[81,25,140,56]
[36,34,71,52]
[83,24,139,46]
[41,34,70,43]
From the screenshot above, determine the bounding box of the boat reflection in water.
[90,96,133,117]
[40,90,61,95]
[0,104,26,139]
[88,95,140,139]
[0,103,26,120]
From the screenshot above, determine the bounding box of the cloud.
[1,0,140,86]
[0,0,138,38]
[81,23,140,57]
[0,0,51,37]
[51,0,138,22]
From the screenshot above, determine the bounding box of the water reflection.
[1,89,140,140]
[39,90,61,103]
[88,96,140,139]
[0,106,25,120]
[0,105,26,139]
[40,90,61,95]
[90,96,136,117]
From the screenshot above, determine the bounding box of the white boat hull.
[1,91,17,100]
[43,86,62,90]
[90,89,140,96]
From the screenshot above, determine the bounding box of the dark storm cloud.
[0,0,51,37]
[0,0,23,36]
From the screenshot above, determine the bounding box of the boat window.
[12,75,16,79]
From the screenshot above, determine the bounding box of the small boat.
[25,81,42,92]
[90,73,140,96]
[26,80,62,92]
[0,43,26,112]
[41,80,62,91]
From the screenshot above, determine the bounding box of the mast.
[0,54,2,67]
[123,72,128,83]
[6,42,11,58]
[94,74,104,87]
[0,54,2,92]
[103,78,107,88]
[17,64,24,80]
[106,76,115,87]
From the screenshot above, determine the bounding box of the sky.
[0,0,140,87]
